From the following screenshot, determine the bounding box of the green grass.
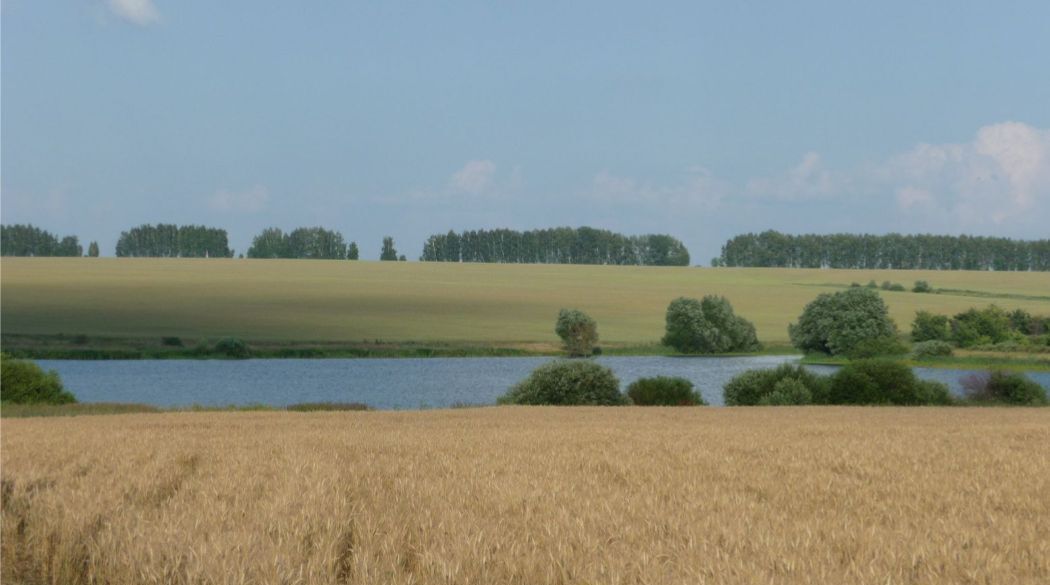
[1,402,162,418]
[800,353,1050,372]
[2,258,1049,351]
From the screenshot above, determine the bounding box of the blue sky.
[3,1,1049,261]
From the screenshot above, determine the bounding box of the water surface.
[35,356,1050,409]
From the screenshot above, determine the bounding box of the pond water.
[34,356,1050,409]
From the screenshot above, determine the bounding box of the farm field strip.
[3,258,1049,345]
[2,407,1048,584]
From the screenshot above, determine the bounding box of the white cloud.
[745,151,838,200]
[209,185,269,213]
[450,160,497,194]
[885,121,1050,225]
[107,0,160,26]
[588,166,727,210]
[895,186,934,210]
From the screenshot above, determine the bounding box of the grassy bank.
[0,333,552,360]
[800,352,1050,372]
[3,407,1048,584]
[1,333,808,360]
[1,401,370,418]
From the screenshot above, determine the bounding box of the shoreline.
[3,334,1047,372]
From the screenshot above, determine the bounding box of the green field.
[3,258,1049,351]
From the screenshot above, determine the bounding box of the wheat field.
[3,258,1049,344]
[2,407,1048,584]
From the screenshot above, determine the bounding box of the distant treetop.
[115,224,232,258]
[420,227,690,266]
[1,224,83,257]
[717,230,1049,271]
[247,227,350,259]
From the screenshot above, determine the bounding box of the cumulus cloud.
[589,166,727,210]
[884,121,1050,225]
[107,0,160,26]
[209,185,269,213]
[746,151,839,200]
[450,160,497,194]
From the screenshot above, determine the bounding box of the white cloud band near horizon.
[107,0,160,26]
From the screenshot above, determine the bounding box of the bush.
[662,296,760,354]
[914,380,955,405]
[963,370,1048,405]
[950,305,1011,348]
[161,336,184,347]
[757,378,812,406]
[912,280,932,293]
[498,360,627,405]
[789,288,898,356]
[214,337,251,359]
[0,354,77,404]
[911,340,954,359]
[866,280,878,289]
[626,376,706,406]
[911,311,951,342]
[554,309,599,357]
[723,364,829,406]
[846,336,909,359]
[880,281,905,292]
[828,359,948,405]
[286,402,370,411]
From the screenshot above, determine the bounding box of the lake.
[34,356,1050,409]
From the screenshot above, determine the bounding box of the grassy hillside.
[2,257,1048,346]
[3,407,1048,584]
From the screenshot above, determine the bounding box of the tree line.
[247,227,359,260]
[715,230,1050,271]
[115,224,233,258]
[1,224,88,257]
[420,227,691,266]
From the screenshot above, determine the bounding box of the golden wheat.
[3,407,1049,584]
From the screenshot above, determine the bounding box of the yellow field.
[1,407,1047,584]
[2,258,1049,345]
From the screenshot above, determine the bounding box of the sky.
[2,1,1049,262]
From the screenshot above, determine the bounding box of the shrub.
[789,288,898,356]
[914,380,955,405]
[498,360,627,406]
[911,311,951,342]
[846,336,909,359]
[1008,309,1033,334]
[555,309,599,357]
[951,305,1012,347]
[626,376,706,406]
[723,364,829,406]
[828,359,947,405]
[866,280,878,289]
[757,378,812,406]
[0,354,77,404]
[963,370,1048,405]
[286,402,370,411]
[662,296,760,354]
[880,281,905,292]
[161,336,184,347]
[911,340,954,359]
[214,337,251,359]
[912,280,932,293]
